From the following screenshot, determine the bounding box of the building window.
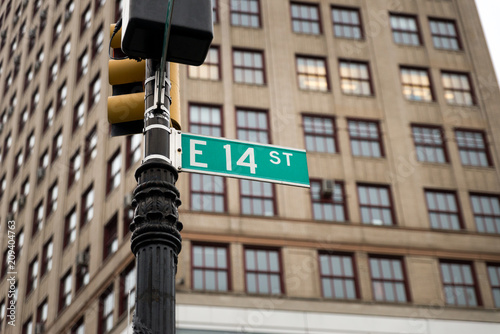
[41,238,53,276]
[65,0,75,23]
[0,175,6,199]
[47,181,58,218]
[76,247,90,292]
[53,16,62,43]
[319,252,357,299]
[18,106,29,133]
[43,103,54,133]
[230,0,261,28]
[233,49,265,85]
[71,317,85,334]
[291,2,321,35]
[68,149,81,188]
[13,150,23,178]
[120,262,136,316]
[470,194,500,234]
[84,126,98,166]
[191,174,226,212]
[37,298,48,326]
[212,0,218,23]
[61,37,71,65]
[303,115,337,153]
[369,256,409,303]
[425,190,462,230]
[99,287,114,334]
[411,125,447,163]
[22,318,33,334]
[92,24,104,58]
[390,14,421,46]
[189,104,226,212]
[188,46,220,80]
[429,18,461,51]
[59,270,72,311]
[81,185,94,226]
[358,184,394,226]
[237,109,275,216]
[48,60,58,86]
[339,60,373,96]
[192,244,229,291]
[24,66,33,89]
[96,0,106,10]
[107,150,121,194]
[455,129,492,167]
[73,97,85,132]
[400,67,433,102]
[296,55,329,91]
[52,128,63,161]
[331,6,362,39]
[310,180,347,222]
[103,214,118,260]
[245,247,282,294]
[26,130,36,159]
[89,75,101,110]
[57,81,68,112]
[38,149,49,182]
[348,119,384,158]
[126,134,142,169]
[80,5,91,35]
[440,260,480,307]
[31,87,40,115]
[441,72,474,106]
[77,49,89,81]
[124,206,134,238]
[64,207,77,249]
[33,201,44,237]
[27,256,38,295]
[487,264,500,308]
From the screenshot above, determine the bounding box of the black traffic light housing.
[121,0,213,64]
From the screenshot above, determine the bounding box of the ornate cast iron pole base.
[130,58,182,333]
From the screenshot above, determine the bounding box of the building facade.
[0,0,499,333]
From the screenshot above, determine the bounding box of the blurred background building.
[0,0,499,333]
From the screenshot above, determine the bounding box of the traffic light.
[108,24,182,136]
[121,0,213,64]
[108,23,146,137]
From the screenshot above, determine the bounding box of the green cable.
[157,0,175,116]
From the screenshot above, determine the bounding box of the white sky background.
[475,0,500,83]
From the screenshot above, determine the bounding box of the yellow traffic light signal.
[108,24,182,136]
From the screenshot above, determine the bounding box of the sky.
[475,0,500,83]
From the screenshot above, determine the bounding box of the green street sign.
[178,133,310,188]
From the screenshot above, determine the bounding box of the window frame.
[99,286,115,334]
[230,0,262,28]
[290,2,322,35]
[295,54,330,92]
[41,238,53,276]
[310,179,348,222]
[188,45,221,80]
[106,150,121,195]
[103,213,118,261]
[244,246,284,295]
[487,263,500,308]
[439,260,482,307]
[120,261,136,316]
[318,251,359,300]
[441,71,475,106]
[63,207,78,249]
[302,114,338,153]
[454,128,492,167]
[331,5,363,40]
[81,184,95,227]
[469,193,500,234]
[429,17,462,51]
[400,66,434,102]
[347,118,385,158]
[369,255,411,303]
[424,189,464,230]
[338,59,374,96]
[411,124,448,163]
[232,48,266,85]
[357,183,396,226]
[58,269,72,312]
[191,243,231,292]
[389,13,422,46]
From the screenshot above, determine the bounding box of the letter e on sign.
[190,139,208,168]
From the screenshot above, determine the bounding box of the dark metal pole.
[130,59,182,334]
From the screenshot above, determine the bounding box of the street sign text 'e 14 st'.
[177,133,310,188]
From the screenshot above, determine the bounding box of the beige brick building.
[0,0,499,333]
